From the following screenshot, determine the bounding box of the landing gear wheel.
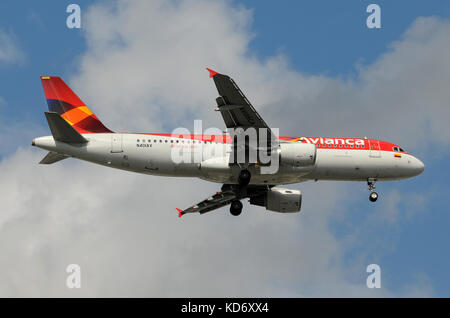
[230,200,243,216]
[367,179,378,202]
[369,192,378,202]
[238,169,251,187]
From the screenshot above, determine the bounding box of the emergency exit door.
[369,139,381,158]
[111,134,123,153]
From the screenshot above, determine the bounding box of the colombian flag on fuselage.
[40,76,112,134]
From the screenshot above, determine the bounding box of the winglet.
[206,67,218,78]
[176,208,184,218]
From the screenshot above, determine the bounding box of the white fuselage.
[32,133,425,185]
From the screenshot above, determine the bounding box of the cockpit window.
[393,146,406,152]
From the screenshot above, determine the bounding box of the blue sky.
[243,0,450,75]
[0,0,449,297]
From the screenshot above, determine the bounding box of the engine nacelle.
[250,187,302,213]
[279,143,316,167]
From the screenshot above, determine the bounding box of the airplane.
[32,69,425,217]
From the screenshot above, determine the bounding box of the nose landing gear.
[368,180,378,202]
[369,191,378,202]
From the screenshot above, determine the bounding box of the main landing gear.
[229,169,252,216]
[230,200,243,216]
[368,180,378,202]
[238,169,251,187]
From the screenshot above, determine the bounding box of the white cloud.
[375,188,428,224]
[0,95,45,159]
[0,119,46,158]
[0,148,432,297]
[0,28,24,65]
[71,0,255,133]
[0,0,443,296]
[71,3,450,158]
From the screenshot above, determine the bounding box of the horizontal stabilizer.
[44,112,88,143]
[39,151,69,164]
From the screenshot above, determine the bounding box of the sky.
[0,0,449,297]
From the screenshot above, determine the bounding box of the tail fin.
[40,76,113,133]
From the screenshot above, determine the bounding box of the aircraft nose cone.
[412,157,425,175]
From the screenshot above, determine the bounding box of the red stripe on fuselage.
[129,133,406,154]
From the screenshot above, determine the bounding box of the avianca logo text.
[299,137,366,146]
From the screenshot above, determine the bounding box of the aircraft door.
[111,134,123,153]
[369,139,381,158]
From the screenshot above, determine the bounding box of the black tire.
[369,192,378,202]
[230,200,243,216]
[238,169,251,186]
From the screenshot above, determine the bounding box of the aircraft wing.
[207,68,277,150]
[176,184,272,217]
[176,187,237,217]
[207,68,270,130]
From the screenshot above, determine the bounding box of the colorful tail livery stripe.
[40,76,112,133]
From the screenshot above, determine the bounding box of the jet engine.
[250,187,302,213]
[279,143,316,167]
